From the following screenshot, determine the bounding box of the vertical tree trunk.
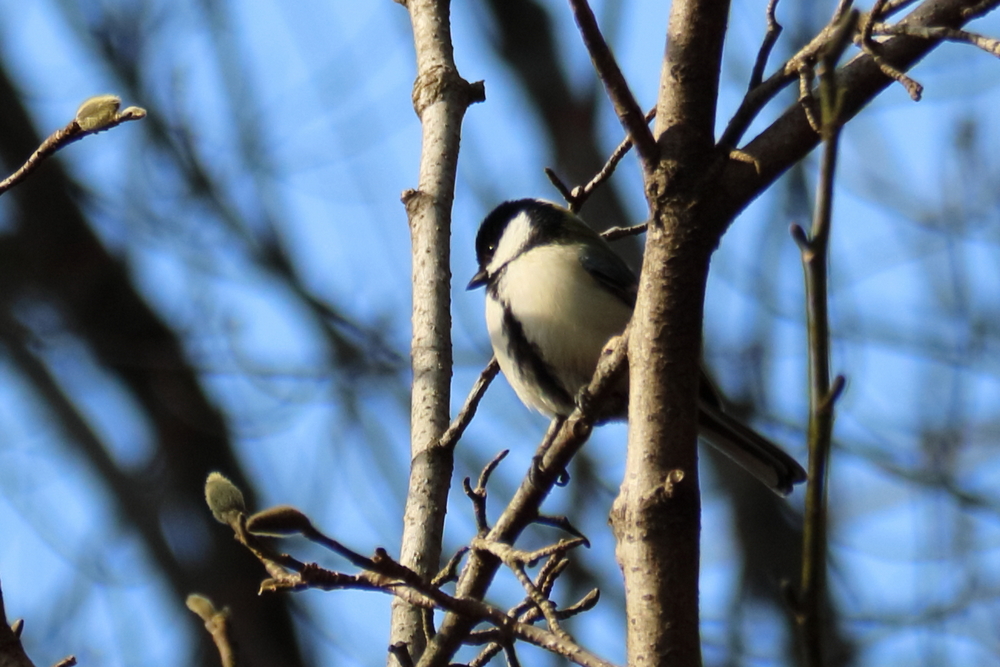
[610,0,730,664]
[391,0,483,662]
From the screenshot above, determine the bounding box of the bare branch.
[531,514,591,546]
[548,108,657,213]
[872,21,1000,56]
[566,0,658,174]
[748,0,784,90]
[439,358,500,452]
[394,0,486,658]
[544,167,575,204]
[600,222,648,241]
[858,0,925,101]
[431,548,469,587]
[270,556,616,667]
[715,0,1000,227]
[419,332,630,667]
[792,27,850,662]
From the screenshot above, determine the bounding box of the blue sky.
[2,0,1000,666]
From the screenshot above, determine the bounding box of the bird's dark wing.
[579,245,638,309]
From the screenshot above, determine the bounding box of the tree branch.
[787,17,853,662]
[417,332,630,667]
[610,0,733,664]
[392,0,485,661]
[714,0,1000,229]
[567,0,659,175]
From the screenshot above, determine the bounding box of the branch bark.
[392,0,484,662]
[598,0,732,664]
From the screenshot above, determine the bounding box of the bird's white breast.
[486,243,632,416]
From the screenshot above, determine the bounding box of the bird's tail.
[697,402,807,495]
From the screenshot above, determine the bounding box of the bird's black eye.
[480,242,496,263]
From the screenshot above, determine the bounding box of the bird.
[467,198,807,495]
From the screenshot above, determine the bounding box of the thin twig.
[860,0,889,43]
[301,523,380,571]
[748,0,784,90]
[478,449,511,490]
[532,514,590,546]
[857,0,923,99]
[262,554,616,667]
[439,358,499,451]
[243,503,381,571]
[464,476,491,533]
[546,108,654,215]
[502,642,523,667]
[872,22,1000,57]
[0,95,145,197]
[567,108,656,212]
[545,168,575,204]
[797,65,821,133]
[468,533,587,638]
[469,588,599,646]
[464,449,510,532]
[226,522,609,667]
[566,0,658,174]
[510,561,569,639]
[468,576,599,667]
[431,547,470,587]
[720,67,796,148]
[472,537,587,569]
[721,0,855,147]
[793,21,850,666]
[468,642,503,667]
[534,554,570,597]
[601,222,648,241]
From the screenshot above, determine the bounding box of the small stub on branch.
[662,469,685,497]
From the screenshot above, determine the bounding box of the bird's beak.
[467,269,488,290]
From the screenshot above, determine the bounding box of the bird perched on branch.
[468,198,807,495]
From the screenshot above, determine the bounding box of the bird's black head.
[469,199,566,290]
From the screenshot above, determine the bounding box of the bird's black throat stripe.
[498,300,574,414]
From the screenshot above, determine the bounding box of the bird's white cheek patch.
[486,211,534,275]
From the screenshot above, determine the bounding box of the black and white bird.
[467,198,807,495]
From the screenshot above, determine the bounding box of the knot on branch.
[411,67,485,117]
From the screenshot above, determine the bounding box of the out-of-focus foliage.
[0,0,999,666]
